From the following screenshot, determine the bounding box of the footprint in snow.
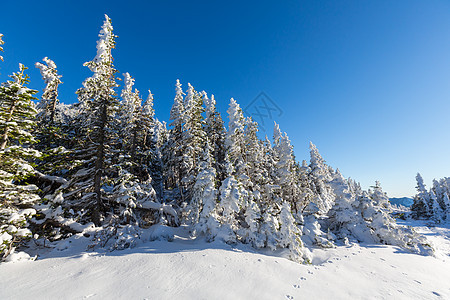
[300,277,306,280]
[380,258,385,261]
[307,270,313,274]
[432,291,442,297]
[286,295,294,299]
[414,280,422,284]
[293,284,300,288]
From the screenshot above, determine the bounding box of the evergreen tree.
[429,191,443,223]
[191,139,220,240]
[277,201,310,263]
[272,123,300,212]
[35,57,62,124]
[64,14,120,225]
[163,79,185,199]
[217,155,241,243]
[443,192,450,221]
[0,64,40,259]
[411,173,431,219]
[180,84,206,202]
[204,93,226,182]
[309,142,335,214]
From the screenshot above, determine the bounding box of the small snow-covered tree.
[0,64,41,259]
[217,155,241,243]
[35,57,62,124]
[443,192,450,221]
[429,191,443,223]
[191,140,220,240]
[411,173,431,219]
[272,123,299,211]
[309,142,334,214]
[359,183,434,255]
[277,201,310,263]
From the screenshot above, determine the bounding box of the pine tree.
[191,139,220,240]
[309,142,335,214]
[180,84,206,202]
[411,173,431,219]
[35,57,62,124]
[443,192,450,221]
[359,183,433,255]
[0,64,41,259]
[163,79,185,199]
[429,191,443,223]
[64,14,120,226]
[204,93,226,182]
[272,123,300,212]
[277,201,310,263]
[217,155,241,243]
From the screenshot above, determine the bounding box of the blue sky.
[1,1,449,197]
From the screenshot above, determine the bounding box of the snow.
[1,220,449,299]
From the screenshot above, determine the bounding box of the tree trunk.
[93,101,107,226]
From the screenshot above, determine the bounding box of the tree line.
[0,16,433,261]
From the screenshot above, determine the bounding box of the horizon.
[1,1,449,197]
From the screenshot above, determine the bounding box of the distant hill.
[389,197,414,207]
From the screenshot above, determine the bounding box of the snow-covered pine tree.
[411,173,431,219]
[64,14,120,226]
[0,64,41,259]
[277,201,310,263]
[225,98,246,177]
[296,160,315,215]
[309,142,335,214]
[327,169,360,244]
[163,79,185,200]
[179,84,206,203]
[429,190,443,223]
[272,123,300,212]
[443,192,450,221]
[35,57,62,124]
[357,182,434,255]
[204,93,226,182]
[191,139,220,240]
[217,154,241,243]
[142,91,166,201]
[238,117,267,247]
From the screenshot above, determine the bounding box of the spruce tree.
[0,64,41,259]
[309,142,335,214]
[204,93,226,182]
[411,173,431,219]
[163,79,185,199]
[191,139,220,240]
[180,84,206,202]
[35,57,62,124]
[64,14,120,225]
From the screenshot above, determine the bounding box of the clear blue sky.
[1,1,449,197]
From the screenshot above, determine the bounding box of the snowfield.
[1,221,449,300]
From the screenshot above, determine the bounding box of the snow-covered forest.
[0,14,445,267]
